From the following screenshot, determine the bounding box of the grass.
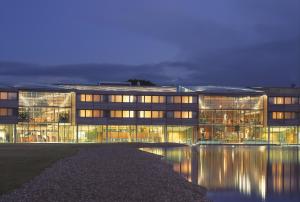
[0,144,83,195]
[0,143,184,195]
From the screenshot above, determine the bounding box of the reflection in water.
[141,146,300,202]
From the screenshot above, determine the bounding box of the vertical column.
[106,124,108,143]
[13,124,17,143]
[76,124,79,143]
[164,125,168,143]
[135,124,138,142]
[268,126,270,145]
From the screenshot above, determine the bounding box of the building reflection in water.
[141,146,300,200]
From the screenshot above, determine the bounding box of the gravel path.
[0,144,208,202]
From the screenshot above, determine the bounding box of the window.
[138,111,151,118]
[270,97,285,104]
[123,95,136,103]
[109,95,123,103]
[8,92,17,100]
[292,97,298,104]
[182,96,195,104]
[151,111,164,118]
[284,112,296,119]
[272,112,284,119]
[122,110,135,118]
[0,92,8,100]
[284,97,292,105]
[171,111,195,119]
[173,96,181,104]
[0,108,13,116]
[79,110,103,118]
[174,111,182,118]
[93,95,101,102]
[80,94,86,102]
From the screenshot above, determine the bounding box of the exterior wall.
[0,85,299,145]
[198,94,266,143]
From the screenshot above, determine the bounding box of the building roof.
[180,85,265,95]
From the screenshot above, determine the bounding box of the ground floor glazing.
[1,124,299,144]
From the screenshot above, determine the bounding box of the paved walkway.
[0,145,207,202]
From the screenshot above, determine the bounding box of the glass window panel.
[85,94,93,102]
[174,111,182,118]
[85,110,93,117]
[284,97,292,104]
[181,96,190,104]
[173,96,181,104]
[275,97,284,104]
[8,92,17,100]
[0,108,7,116]
[291,97,298,104]
[93,110,101,118]
[144,96,151,103]
[159,96,165,103]
[0,92,8,100]
[80,94,86,102]
[93,95,101,102]
[138,111,145,118]
[167,111,173,118]
[152,96,159,103]
[144,111,151,118]
[79,110,85,117]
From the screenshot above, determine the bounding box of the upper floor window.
[167,96,197,104]
[110,110,135,118]
[271,111,297,120]
[138,111,164,118]
[167,111,196,119]
[0,108,13,116]
[79,109,103,118]
[80,94,103,102]
[138,95,165,103]
[0,92,17,100]
[109,95,136,103]
[269,97,299,105]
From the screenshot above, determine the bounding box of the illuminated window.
[173,96,181,104]
[110,95,123,102]
[85,94,93,102]
[0,108,7,116]
[272,112,284,119]
[110,110,123,118]
[123,110,135,118]
[79,110,85,117]
[93,110,101,118]
[0,92,8,100]
[182,96,191,104]
[174,111,182,118]
[152,111,164,118]
[275,97,284,104]
[85,110,93,117]
[80,94,86,102]
[93,95,101,102]
[284,97,292,105]
[144,96,152,103]
[123,95,136,103]
[181,111,192,118]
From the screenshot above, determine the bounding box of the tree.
[127,79,156,86]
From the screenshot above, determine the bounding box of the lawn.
[0,144,81,194]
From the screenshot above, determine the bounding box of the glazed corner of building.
[0,83,299,145]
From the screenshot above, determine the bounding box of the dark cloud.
[0,0,299,86]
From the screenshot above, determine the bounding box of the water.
[141,146,300,202]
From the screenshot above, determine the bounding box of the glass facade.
[167,126,194,144]
[199,95,265,143]
[0,124,14,143]
[266,126,299,144]
[17,91,76,143]
[78,125,106,143]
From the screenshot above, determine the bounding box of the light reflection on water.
[140,146,300,202]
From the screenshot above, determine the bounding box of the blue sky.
[0,0,299,86]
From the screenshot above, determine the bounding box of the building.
[0,83,299,144]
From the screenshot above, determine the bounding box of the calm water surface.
[141,146,300,202]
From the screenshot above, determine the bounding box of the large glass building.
[0,83,299,144]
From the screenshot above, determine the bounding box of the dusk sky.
[0,0,299,86]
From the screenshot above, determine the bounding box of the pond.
[141,145,300,202]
